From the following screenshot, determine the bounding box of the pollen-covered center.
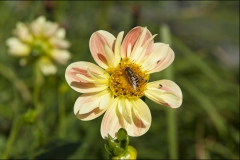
[109,58,149,98]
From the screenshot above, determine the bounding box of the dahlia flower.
[6,16,71,75]
[65,26,182,138]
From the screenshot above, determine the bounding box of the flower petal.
[38,57,57,75]
[121,26,153,59]
[135,34,157,64]
[30,16,46,37]
[144,43,175,74]
[141,43,169,71]
[129,27,148,61]
[114,31,124,64]
[101,98,120,139]
[99,92,112,110]
[121,26,142,58]
[104,44,117,68]
[43,21,58,38]
[50,49,71,65]
[74,89,114,121]
[49,37,70,49]
[89,30,116,69]
[145,80,182,108]
[101,97,152,139]
[118,97,132,124]
[14,22,33,43]
[65,61,109,93]
[131,98,151,126]
[6,37,30,56]
[54,28,66,39]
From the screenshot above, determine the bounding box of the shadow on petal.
[132,109,146,129]
[70,81,96,89]
[97,53,108,65]
[76,107,105,121]
[116,104,125,130]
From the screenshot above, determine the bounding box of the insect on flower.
[125,67,147,90]
[65,26,183,138]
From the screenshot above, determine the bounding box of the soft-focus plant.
[2,15,71,159]
[65,26,182,139]
[6,16,71,75]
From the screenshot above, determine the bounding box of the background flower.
[6,16,71,75]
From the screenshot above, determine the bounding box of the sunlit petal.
[145,80,182,108]
[121,26,153,60]
[135,34,157,64]
[101,98,120,139]
[101,97,152,139]
[145,44,175,74]
[99,92,112,110]
[131,98,151,126]
[74,89,113,121]
[65,61,109,93]
[104,44,117,68]
[121,27,141,58]
[114,31,124,63]
[118,98,132,124]
[89,31,116,69]
[141,43,170,72]
[129,27,147,61]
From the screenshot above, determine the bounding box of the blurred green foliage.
[0,1,239,159]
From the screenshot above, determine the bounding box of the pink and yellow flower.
[6,16,71,75]
[65,26,182,139]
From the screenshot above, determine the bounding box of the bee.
[125,67,147,90]
[159,84,163,88]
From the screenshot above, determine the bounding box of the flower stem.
[2,116,23,159]
[160,24,178,159]
[58,83,66,139]
[33,62,43,109]
[33,62,46,147]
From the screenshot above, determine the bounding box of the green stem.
[33,62,42,109]
[33,62,46,147]
[160,24,178,159]
[167,107,178,159]
[2,116,23,159]
[58,83,66,139]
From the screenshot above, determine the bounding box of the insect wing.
[125,68,139,90]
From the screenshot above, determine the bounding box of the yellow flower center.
[31,39,51,57]
[109,58,149,98]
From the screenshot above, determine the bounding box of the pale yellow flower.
[65,26,182,139]
[6,16,71,75]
